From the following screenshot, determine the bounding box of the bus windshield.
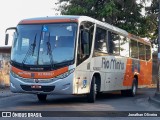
[11,23,77,66]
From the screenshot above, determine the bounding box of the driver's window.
[81,30,90,55]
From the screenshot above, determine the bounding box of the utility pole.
[157,0,160,92]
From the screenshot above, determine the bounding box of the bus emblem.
[34,79,39,83]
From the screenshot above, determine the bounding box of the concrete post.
[157,0,160,92]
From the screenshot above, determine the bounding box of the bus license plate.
[31,85,42,89]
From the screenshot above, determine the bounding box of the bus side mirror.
[5,34,9,45]
[5,27,17,45]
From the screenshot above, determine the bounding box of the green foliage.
[56,0,157,42]
[145,0,158,41]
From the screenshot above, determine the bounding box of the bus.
[5,16,152,103]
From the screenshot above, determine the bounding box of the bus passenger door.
[74,21,94,94]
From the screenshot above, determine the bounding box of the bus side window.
[146,45,151,60]
[108,31,120,55]
[130,40,138,59]
[108,31,113,54]
[94,27,107,56]
[120,37,130,57]
[138,42,145,60]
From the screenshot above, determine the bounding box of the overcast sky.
[0,0,58,46]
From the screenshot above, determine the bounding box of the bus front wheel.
[87,76,96,103]
[37,94,47,101]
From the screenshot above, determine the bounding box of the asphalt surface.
[0,87,159,120]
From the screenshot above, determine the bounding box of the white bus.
[5,16,152,103]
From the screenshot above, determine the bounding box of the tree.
[56,0,150,38]
[145,0,158,41]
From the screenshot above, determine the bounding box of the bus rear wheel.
[87,76,96,103]
[121,78,138,97]
[37,94,47,101]
[128,78,138,97]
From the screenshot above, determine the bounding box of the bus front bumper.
[10,72,74,95]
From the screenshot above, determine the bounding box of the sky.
[0,0,58,46]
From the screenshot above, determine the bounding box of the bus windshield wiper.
[46,32,54,68]
[22,34,37,64]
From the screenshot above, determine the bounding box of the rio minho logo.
[2,112,11,117]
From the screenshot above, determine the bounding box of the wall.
[0,47,11,88]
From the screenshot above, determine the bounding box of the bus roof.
[19,15,81,24]
[18,15,151,46]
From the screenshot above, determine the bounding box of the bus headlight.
[55,69,74,79]
[10,70,21,79]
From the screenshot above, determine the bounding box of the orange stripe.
[19,19,78,24]
[123,58,152,86]
[11,66,69,79]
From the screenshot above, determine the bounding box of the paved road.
[0,87,159,120]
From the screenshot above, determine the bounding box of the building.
[0,46,11,87]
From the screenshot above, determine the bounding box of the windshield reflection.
[11,23,77,67]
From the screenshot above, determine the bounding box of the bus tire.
[128,78,138,97]
[37,94,47,101]
[87,76,96,103]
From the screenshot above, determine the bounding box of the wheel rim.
[94,84,97,95]
[132,83,136,95]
